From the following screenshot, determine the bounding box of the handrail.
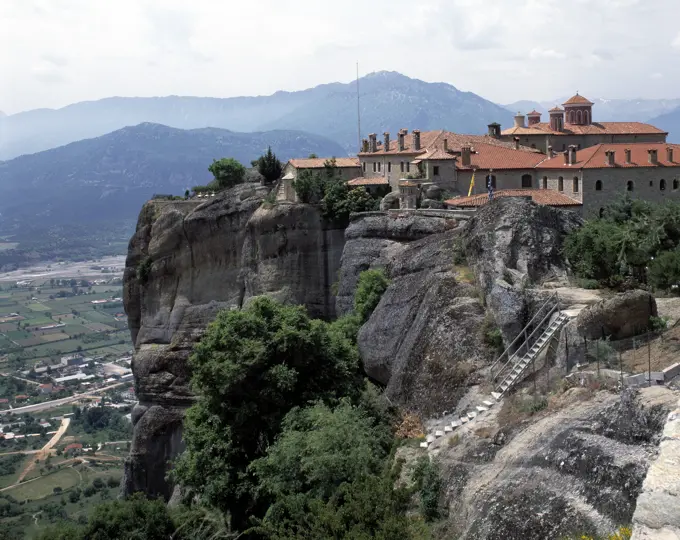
[489,292,558,377]
[495,304,563,390]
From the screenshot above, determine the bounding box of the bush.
[648,250,680,291]
[649,315,670,332]
[208,157,246,190]
[411,456,443,521]
[354,268,390,322]
[136,257,152,284]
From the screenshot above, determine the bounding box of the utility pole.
[356,62,361,153]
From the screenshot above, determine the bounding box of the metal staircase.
[490,293,568,398]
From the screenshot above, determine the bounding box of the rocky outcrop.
[430,387,676,540]
[123,186,345,498]
[577,290,658,340]
[463,198,582,344]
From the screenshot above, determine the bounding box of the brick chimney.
[369,133,377,153]
[527,111,541,126]
[568,145,577,165]
[413,130,421,151]
[563,151,569,165]
[461,145,471,167]
[605,150,615,167]
[513,137,520,150]
[487,123,501,138]
[361,139,369,153]
[667,146,674,163]
[649,149,658,165]
[443,138,448,152]
[548,145,554,158]
[624,148,631,164]
[398,132,405,151]
[513,113,526,128]
[383,132,390,152]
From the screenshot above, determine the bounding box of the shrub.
[208,158,246,189]
[649,315,670,332]
[648,250,680,291]
[354,268,390,322]
[411,456,442,521]
[136,257,152,284]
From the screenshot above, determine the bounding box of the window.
[489,175,497,189]
[362,163,366,172]
[531,143,536,149]
[558,176,564,191]
[674,179,679,190]
[542,176,548,189]
[595,180,603,191]
[577,110,583,124]
[433,166,440,176]
[584,110,590,124]
[568,111,575,123]
[562,144,566,151]
[378,162,381,172]
[627,181,634,192]
[372,162,376,172]
[400,161,404,173]
[650,180,653,187]
[521,174,532,188]
[388,162,391,173]
[573,177,579,193]
[661,179,667,191]
[406,162,410,173]
[599,207,605,218]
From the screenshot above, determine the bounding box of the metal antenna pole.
[356,62,361,153]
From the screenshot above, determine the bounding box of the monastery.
[280,93,680,216]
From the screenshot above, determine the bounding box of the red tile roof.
[537,142,680,169]
[399,180,419,187]
[454,143,548,171]
[445,189,582,208]
[527,110,542,116]
[287,158,360,169]
[549,106,564,113]
[357,130,541,156]
[65,443,83,451]
[0,399,9,403]
[346,177,389,186]
[502,121,666,137]
[15,395,29,400]
[563,94,594,106]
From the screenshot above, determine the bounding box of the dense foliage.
[171,297,361,528]
[565,197,680,290]
[253,147,283,183]
[354,268,390,322]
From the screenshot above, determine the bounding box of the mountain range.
[0,123,345,228]
[0,72,515,160]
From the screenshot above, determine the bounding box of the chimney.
[527,112,541,126]
[513,137,520,150]
[401,128,408,135]
[605,150,615,167]
[513,113,526,128]
[361,139,369,153]
[369,133,377,153]
[487,123,501,138]
[413,130,421,151]
[649,149,658,165]
[568,145,577,165]
[383,132,390,152]
[548,145,554,158]
[398,132,405,151]
[563,151,569,165]
[667,147,674,163]
[461,145,471,167]
[443,138,448,152]
[624,148,631,164]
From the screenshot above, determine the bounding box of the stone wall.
[502,132,667,154]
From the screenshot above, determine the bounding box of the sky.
[1,0,680,115]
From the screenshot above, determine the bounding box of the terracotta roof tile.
[454,143,548,171]
[288,157,360,169]
[399,180,418,187]
[549,106,564,112]
[445,189,581,208]
[563,94,594,106]
[536,142,680,170]
[527,110,542,116]
[502,121,666,137]
[346,177,389,186]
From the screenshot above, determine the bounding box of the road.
[0,382,128,416]
[0,373,41,386]
[15,417,70,484]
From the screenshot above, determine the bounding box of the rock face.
[432,387,676,540]
[463,197,582,343]
[576,290,657,340]
[123,186,345,498]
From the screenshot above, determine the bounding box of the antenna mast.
[356,62,361,153]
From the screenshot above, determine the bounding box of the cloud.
[673,32,680,49]
[529,48,567,60]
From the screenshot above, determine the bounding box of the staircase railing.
[490,292,561,383]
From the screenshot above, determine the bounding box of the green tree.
[292,169,326,204]
[208,157,246,190]
[172,297,360,529]
[254,146,283,183]
[354,268,390,322]
[648,249,680,291]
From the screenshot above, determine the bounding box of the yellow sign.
[467,171,476,197]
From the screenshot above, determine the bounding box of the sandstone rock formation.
[123,186,345,498]
[576,290,658,340]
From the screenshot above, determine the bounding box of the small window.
[531,143,536,149]
[433,166,440,176]
[407,162,410,173]
[595,180,603,191]
[400,161,404,173]
[650,180,654,187]
[378,162,382,172]
[372,163,376,172]
[521,174,532,188]
[599,207,605,218]
[562,144,566,151]
[573,177,579,193]
[674,179,679,190]
[542,176,548,189]
[362,163,366,172]
[388,162,391,173]
[627,181,634,192]
[661,179,666,191]
[558,176,564,192]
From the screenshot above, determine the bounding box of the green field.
[7,467,82,500]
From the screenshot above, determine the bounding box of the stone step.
[491,392,502,400]
[461,416,469,424]
[435,430,444,438]
[483,400,494,407]
[444,425,453,433]
[467,411,477,420]
[476,405,488,413]
[426,435,435,443]
[420,441,429,448]
[452,419,462,428]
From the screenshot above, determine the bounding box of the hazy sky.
[2,0,680,114]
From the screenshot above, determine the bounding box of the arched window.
[521,174,532,188]
[568,111,575,123]
[674,179,679,191]
[595,180,603,191]
[577,110,583,124]
[573,177,579,193]
[584,110,590,125]
[490,175,497,189]
[558,176,564,191]
[660,179,667,191]
[542,176,548,189]
[627,180,634,192]
[650,180,654,187]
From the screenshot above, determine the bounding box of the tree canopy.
[254,147,283,183]
[208,157,246,189]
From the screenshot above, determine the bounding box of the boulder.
[420,198,445,209]
[424,184,444,199]
[380,191,400,211]
[576,290,657,340]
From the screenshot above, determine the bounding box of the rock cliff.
[122,186,345,498]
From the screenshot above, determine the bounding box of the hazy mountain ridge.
[0,72,515,159]
[0,122,346,227]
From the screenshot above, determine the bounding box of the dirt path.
[14,417,70,484]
